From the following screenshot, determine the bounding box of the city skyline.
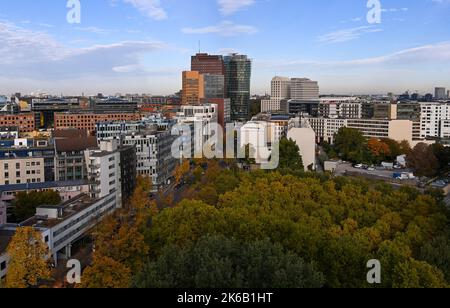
[0,0,450,95]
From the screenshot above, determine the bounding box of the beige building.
[0,157,45,185]
[287,122,316,171]
[182,71,205,105]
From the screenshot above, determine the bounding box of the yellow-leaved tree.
[5,227,51,288]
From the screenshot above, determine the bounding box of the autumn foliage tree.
[407,143,439,177]
[367,138,391,162]
[81,176,153,288]
[5,227,51,288]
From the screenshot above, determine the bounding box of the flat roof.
[20,194,100,229]
[0,180,88,193]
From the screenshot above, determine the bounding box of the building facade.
[182,71,204,105]
[224,54,252,122]
[54,112,141,134]
[0,157,45,186]
[0,113,35,133]
[290,78,319,101]
[191,53,225,75]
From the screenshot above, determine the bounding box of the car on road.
[354,164,363,169]
[367,167,375,171]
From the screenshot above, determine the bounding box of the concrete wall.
[388,120,413,144]
[287,127,316,171]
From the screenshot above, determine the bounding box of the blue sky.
[0,0,449,95]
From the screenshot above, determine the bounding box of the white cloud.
[217,0,255,15]
[182,21,257,37]
[0,21,166,80]
[123,0,167,20]
[317,26,382,44]
[258,42,450,69]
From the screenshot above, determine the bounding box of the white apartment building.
[290,78,320,101]
[0,157,45,186]
[176,103,219,157]
[441,119,450,138]
[85,140,122,208]
[419,102,450,138]
[307,118,413,144]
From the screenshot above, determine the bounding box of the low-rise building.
[0,181,89,223]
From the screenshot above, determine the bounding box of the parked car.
[354,164,363,169]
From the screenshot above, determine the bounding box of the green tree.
[12,191,61,222]
[334,127,369,163]
[135,235,324,288]
[278,138,304,171]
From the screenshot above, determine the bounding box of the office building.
[271,76,291,99]
[203,74,225,99]
[290,78,319,101]
[224,54,252,122]
[31,98,80,128]
[191,53,225,75]
[182,71,205,105]
[281,100,319,116]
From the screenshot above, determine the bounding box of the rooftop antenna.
[198,41,201,54]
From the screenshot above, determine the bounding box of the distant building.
[435,87,447,100]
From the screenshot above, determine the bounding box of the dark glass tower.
[224,54,252,122]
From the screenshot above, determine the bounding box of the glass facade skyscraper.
[224,54,252,122]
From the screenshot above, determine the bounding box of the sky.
[0,0,450,96]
